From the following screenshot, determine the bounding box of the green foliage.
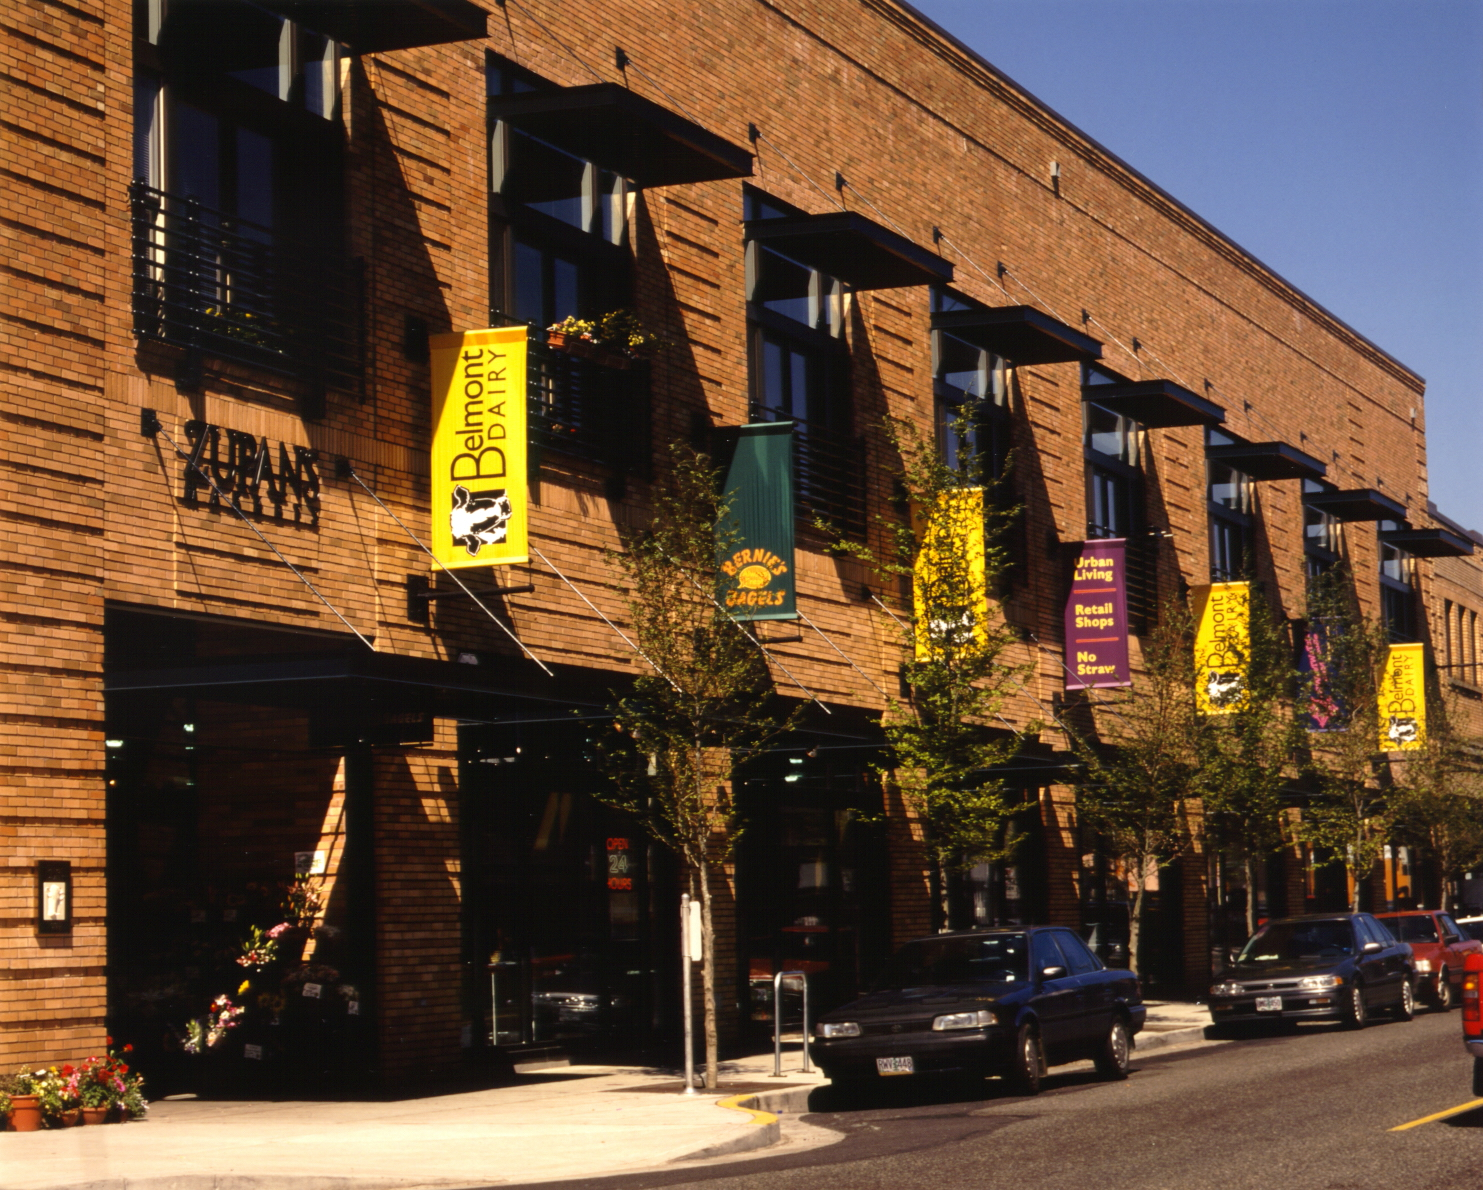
[595,446,796,871]
[825,405,1035,924]
[1294,568,1396,906]
[1391,694,1483,910]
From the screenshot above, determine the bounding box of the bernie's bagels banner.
[429,327,529,570]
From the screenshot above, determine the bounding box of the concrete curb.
[1134,1025,1214,1054]
[16,1180,479,1190]
[671,1092,783,1162]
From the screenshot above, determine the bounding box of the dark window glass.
[1236,920,1356,963]
[1379,538,1417,641]
[1054,930,1101,975]
[506,130,588,231]
[224,8,287,97]
[1362,915,1396,945]
[1031,931,1067,974]
[1210,515,1251,582]
[171,101,221,209]
[1441,915,1464,939]
[511,240,582,328]
[870,934,1030,990]
[1088,468,1131,539]
[235,127,275,236]
[1387,916,1439,943]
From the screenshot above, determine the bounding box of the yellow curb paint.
[1389,1097,1483,1131]
[716,1093,779,1127]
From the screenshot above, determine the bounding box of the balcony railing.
[749,410,867,539]
[130,182,362,407]
[527,336,650,477]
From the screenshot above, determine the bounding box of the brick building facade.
[1,0,1467,1087]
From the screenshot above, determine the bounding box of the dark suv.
[1208,913,1415,1032]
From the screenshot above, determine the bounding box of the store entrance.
[460,721,674,1060]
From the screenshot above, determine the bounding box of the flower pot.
[546,331,631,370]
[9,1094,42,1132]
[82,1106,109,1126]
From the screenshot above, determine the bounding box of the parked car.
[1375,909,1482,1010]
[1463,952,1483,1095]
[810,927,1146,1096]
[1207,913,1415,1032]
[1454,915,1483,944]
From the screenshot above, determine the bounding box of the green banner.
[717,422,796,621]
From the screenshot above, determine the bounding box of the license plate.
[1255,996,1283,1012]
[876,1056,914,1076]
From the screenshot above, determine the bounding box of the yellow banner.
[1192,581,1251,715]
[428,327,528,569]
[1378,642,1426,751]
[912,488,986,661]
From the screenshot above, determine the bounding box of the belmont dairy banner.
[913,487,987,661]
[1192,581,1251,715]
[1378,642,1427,751]
[717,422,796,621]
[428,327,528,569]
[1063,539,1131,689]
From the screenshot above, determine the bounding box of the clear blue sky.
[909,0,1483,534]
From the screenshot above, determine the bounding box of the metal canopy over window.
[1081,379,1225,429]
[488,83,753,189]
[931,305,1100,366]
[1379,526,1476,558]
[1205,441,1326,482]
[1303,488,1408,523]
[745,211,953,291]
[260,0,487,53]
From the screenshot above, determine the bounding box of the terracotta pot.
[546,331,631,370]
[82,1106,109,1125]
[8,1094,42,1132]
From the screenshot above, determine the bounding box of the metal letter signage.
[718,422,796,621]
[1063,539,1132,689]
[182,421,320,526]
[1378,642,1426,751]
[429,327,529,569]
[913,488,987,661]
[1192,581,1251,715]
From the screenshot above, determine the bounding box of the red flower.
[123,1044,133,1053]
[119,1064,129,1075]
[61,1064,75,1076]
[105,1036,113,1046]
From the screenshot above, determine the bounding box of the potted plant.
[545,310,668,369]
[5,1071,41,1131]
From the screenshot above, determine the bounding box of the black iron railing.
[130,182,362,402]
[747,410,867,539]
[527,336,650,476]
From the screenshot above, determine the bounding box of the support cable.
[341,464,554,676]
[150,422,374,649]
[663,552,831,714]
[796,608,889,700]
[614,47,706,130]
[502,0,606,82]
[529,544,680,692]
[747,126,841,209]
[833,174,914,242]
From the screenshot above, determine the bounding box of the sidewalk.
[1,1003,1213,1190]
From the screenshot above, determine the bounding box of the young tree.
[1295,569,1397,911]
[595,447,795,1091]
[831,409,1038,930]
[1196,591,1305,938]
[1392,694,1483,913]
[1066,604,1200,976]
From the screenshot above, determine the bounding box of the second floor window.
[1378,523,1418,642]
[931,288,1008,478]
[1208,428,1255,581]
[1303,480,1342,581]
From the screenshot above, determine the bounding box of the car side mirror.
[1362,941,1382,954]
[1445,934,1462,945]
[1040,965,1067,981]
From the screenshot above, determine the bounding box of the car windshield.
[872,934,1029,991]
[1385,916,1439,943]
[1236,920,1354,964]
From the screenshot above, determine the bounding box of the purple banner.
[1064,539,1132,689]
[1298,618,1345,731]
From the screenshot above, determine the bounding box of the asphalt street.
[533,1009,1482,1190]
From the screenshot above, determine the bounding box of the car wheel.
[1343,982,1368,1030]
[1393,975,1416,1021]
[1008,1023,1044,1096]
[1093,1015,1131,1080]
[1434,969,1454,1012]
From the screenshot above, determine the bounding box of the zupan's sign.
[182,420,320,527]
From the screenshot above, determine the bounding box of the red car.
[1463,953,1483,1095]
[1376,910,1482,1010]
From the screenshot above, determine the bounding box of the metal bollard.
[771,970,811,1076]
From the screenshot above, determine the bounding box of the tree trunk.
[697,858,719,1091]
[1128,880,1144,978]
[927,859,947,934]
[1243,853,1258,938]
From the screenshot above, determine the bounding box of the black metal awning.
[1083,379,1226,428]
[489,83,753,189]
[1304,488,1408,522]
[1379,526,1476,557]
[1206,441,1327,482]
[747,211,953,291]
[105,651,616,722]
[264,0,487,52]
[932,305,1101,366]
